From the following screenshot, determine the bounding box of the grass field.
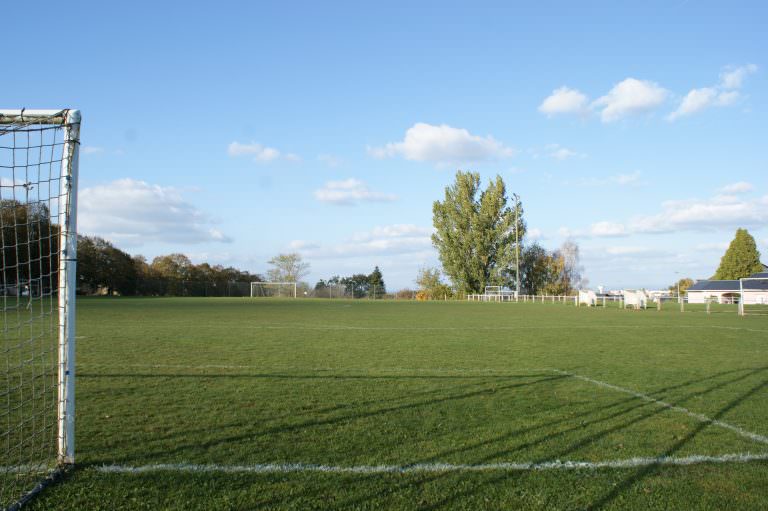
[25,297,768,510]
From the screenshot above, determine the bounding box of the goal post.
[0,109,80,509]
[739,277,768,316]
[250,281,297,298]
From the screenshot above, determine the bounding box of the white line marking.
[79,364,554,375]
[551,369,768,445]
[93,452,768,474]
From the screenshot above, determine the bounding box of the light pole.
[512,193,521,297]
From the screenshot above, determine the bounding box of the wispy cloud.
[227,141,299,163]
[314,178,397,205]
[318,154,343,167]
[288,224,434,259]
[720,181,753,194]
[668,64,757,121]
[546,144,586,161]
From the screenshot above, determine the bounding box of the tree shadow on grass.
[415,366,768,511]
[106,373,569,464]
[585,373,768,511]
[323,366,767,511]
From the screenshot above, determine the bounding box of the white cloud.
[558,227,584,238]
[526,228,544,240]
[628,193,768,234]
[592,78,668,122]
[314,178,397,205]
[368,123,514,165]
[721,181,753,194]
[81,146,104,155]
[605,246,659,256]
[667,87,719,121]
[590,221,628,237]
[538,86,589,116]
[290,224,434,259]
[694,242,730,252]
[546,144,585,161]
[719,64,758,90]
[79,178,232,247]
[227,141,298,163]
[668,65,757,121]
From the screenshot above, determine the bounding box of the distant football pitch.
[30,298,768,510]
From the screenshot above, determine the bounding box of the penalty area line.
[94,452,768,475]
[551,369,768,446]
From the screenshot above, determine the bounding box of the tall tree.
[713,228,763,280]
[559,240,584,295]
[368,266,386,298]
[267,253,310,282]
[432,171,524,294]
[520,242,550,295]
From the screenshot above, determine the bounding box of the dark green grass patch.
[22,298,768,509]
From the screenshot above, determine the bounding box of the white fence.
[468,293,578,304]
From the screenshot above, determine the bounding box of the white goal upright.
[739,277,768,316]
[0,109,80,510]
[250,281,297,298]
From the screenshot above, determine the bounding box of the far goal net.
[0,109,80,510]
[739,278,768,316]
[250,281,297,298]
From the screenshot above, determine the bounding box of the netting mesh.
[0,113,76,509]
[251,282,296,298]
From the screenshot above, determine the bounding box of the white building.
[686,270,768,304]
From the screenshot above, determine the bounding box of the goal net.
[250,281,297,298]
[739,278,768,316]
[0,109,80,509]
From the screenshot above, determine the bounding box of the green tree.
[267,253,310,282]
[669,277,694,296]
[520,242,550,295]
[432,171,524,294]
[1,200,58,291]
[76,236,137,295]
[713,228,763,280]
[151,253,193,281]
[415,267,453,300]
[368,266,386,298]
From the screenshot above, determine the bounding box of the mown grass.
[24,298,768,510]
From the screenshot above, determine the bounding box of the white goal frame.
[0,109,80,508]
[738,278,768,316]
[250,281,297,298]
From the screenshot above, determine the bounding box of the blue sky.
[6,1,767,289]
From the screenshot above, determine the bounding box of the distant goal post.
[738,278,768,316]
[250,281,297,298]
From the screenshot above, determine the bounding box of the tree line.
[314,266,386,298]
[78,236,263,296]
